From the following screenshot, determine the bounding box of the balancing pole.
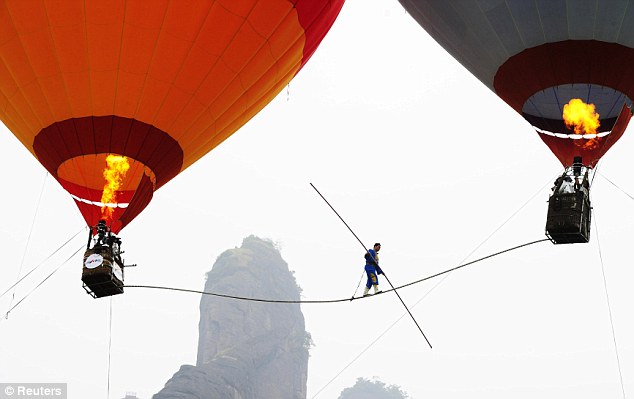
[310,183,432,348]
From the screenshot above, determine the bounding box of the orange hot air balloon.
[0,0,345,233]
[398,0,633,169]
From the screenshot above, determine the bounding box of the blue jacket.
[364,249,383,274]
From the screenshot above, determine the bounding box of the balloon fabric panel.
[398,0,634,167]
[0,0,345,231]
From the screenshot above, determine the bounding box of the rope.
[311,269,451,399]
[591,161,600,186]
[390,239,549,291]
[8,172,48,310]
[2,244,85,321]
[309,182,432,348]
[127,177,554,306]
[310,312,404,398]
[125,285,350,303]
[598,172,634,201]
[593,211,627,399]
[0,227,85,301]
[309,241,549,399]
[588,105,625,186]
[462,174,556,261]
[107,298,113,399]
[311,175,556,397]
[124,238,548,304]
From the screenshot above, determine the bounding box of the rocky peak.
[154,236,311,399]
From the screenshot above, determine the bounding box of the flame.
[576,137,600,150]
[563,98,600,135]
[100,154,130,221]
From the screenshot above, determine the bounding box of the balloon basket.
[545,190,591,244]
[82,246,124,298]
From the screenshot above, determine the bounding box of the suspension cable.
[0,227,85,301]
[310,311,404,398]
[598,172,634,201]
[593,210,627,399]
[589,107,623,186]
[2,243,85,321]
[8,172,48,310]
[107,298,113,399]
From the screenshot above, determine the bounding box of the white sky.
[1,1,634,398]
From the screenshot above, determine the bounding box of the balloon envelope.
[399,0,634,167]
[0,0,344,232]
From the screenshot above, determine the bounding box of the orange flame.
[563,98,600,135]
[100,154,130,221]
[576,137,600,150]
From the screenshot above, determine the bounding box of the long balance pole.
[310,183,432,348]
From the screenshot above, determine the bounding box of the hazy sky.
[2,1,634,398]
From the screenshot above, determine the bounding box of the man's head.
[374,243,381,251]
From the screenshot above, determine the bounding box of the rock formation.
[154,236,311,399]
[338,377,409,399]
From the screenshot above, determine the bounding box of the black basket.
[545,191,591,244]
[82,247,124,298]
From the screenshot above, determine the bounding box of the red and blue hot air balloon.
[398,0,632,167]
[398,1,632,243]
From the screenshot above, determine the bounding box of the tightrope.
[125,238,549,303]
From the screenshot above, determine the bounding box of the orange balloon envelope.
[399,0,634,168]
[0,0,344,232]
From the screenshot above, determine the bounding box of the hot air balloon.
[398,0,634,243]
[0,0,345,296]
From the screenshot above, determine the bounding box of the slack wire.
[309,182,432,348]
[127,176,556,306]
[124,285,352,304]
[125,238,549,303]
